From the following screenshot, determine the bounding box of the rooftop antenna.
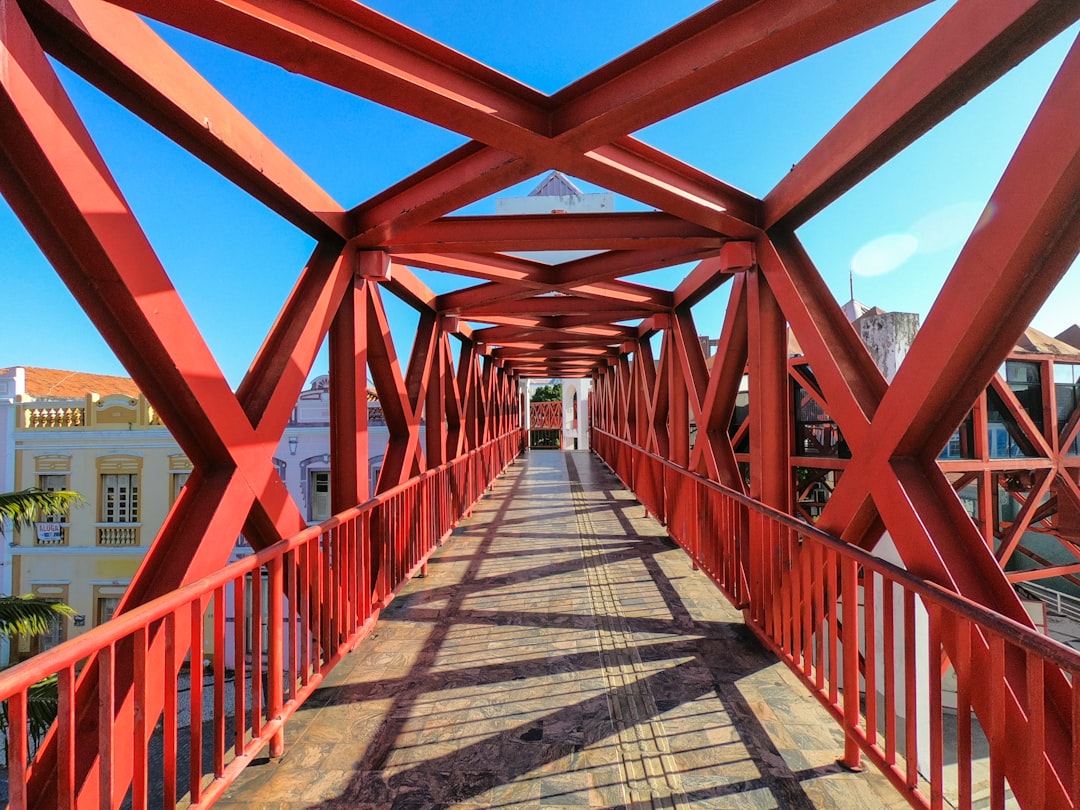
[849,267,855,303]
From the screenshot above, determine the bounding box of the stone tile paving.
[215,451,910,809]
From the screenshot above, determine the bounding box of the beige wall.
[11,397,181,649]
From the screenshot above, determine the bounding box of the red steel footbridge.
[1,0,1080,807]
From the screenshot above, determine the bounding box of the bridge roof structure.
[2,1,1080,808]
[3,0,1075,384]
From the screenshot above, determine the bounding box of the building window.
[96,596,121,626]
[101,473,139,523]
[36,605,66,653]
[309,471,330,522]
[1004,360,1043,430]
[16,585,70,661]
[95,456,141,545]
[170,471,190,505]
[33,473,70,545]
[37,474,69,514]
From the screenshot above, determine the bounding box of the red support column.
[426,326,449,469]
[747,267,790,511]
[330,262,373,511]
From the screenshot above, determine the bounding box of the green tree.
[531,383,562,402]
[0,488,82,748]
[0,487,83,530]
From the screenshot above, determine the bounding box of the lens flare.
[912,201,985,254]
[850,233,918,277]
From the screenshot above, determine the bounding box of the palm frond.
[0,675,61,743]
[25,675,60,741]
[0,595,76,639]
[0,488,84,533]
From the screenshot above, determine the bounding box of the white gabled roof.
[528,171,583,198]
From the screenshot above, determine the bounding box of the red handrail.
[592,427,1080,809]
[0,429,522,809]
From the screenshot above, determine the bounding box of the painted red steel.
[0,431,521,809]
[1,0,1079,807]
[593,429,1080,809]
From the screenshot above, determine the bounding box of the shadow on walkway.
[216,451,906,809]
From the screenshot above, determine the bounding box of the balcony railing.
[96,524,141,546]
[592,428,1080,810]
[22,405,85,429]
[0,428,522,809]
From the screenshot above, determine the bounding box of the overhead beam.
[27,0,348,241]
[384,212,726,252]
[550,0,932,147]
[765,0,1080,229]
[438,277,671,315]
[104,0,552,151]
[458,296,656,318]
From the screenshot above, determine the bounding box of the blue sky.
[2,1,1078,387]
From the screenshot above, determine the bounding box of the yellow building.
[0,366,391,665]
[1,367,189,661]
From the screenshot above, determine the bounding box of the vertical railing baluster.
[883,578,896,767]
[99,642,115,810]
[58,662,77,810]
[864,570,878,749]
[269,556,285,758]
[828,548,839,706]
[1073,663,1080,810]
[841,556,861,770]
[164,612,178,810]
[213,586,226,778]
[312,534,324,670]
[904,590,918,791]
[955,620,972,810]
[323,528,335,653]
[233,574,246,757]
[1027,652,1045,807]
[189,596,205,804]
[801,534,813,678]
[298,542,311,685]
[813,541,825,692]
[990,634,1006,810]
[331,526,341,650]
[8,690,27,810]
[285,550,298,701]
[929,612,943,810]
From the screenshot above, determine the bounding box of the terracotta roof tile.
[1014,327,1080,356]
[1055,324,1080,351]
[0,366,140,399]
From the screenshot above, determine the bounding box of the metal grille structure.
[1,1,1080,807]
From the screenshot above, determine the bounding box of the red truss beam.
[0,5,372,801]
[459,295,660,319]
[766,0,1080,229]
[479,315,639,334]
[685,279,748,487]
[107,0,929,244]
[26,0,347,240]
[475,333,623,349]
[385,212,726,253]
[394,251,548,285]
[439,280,672,317]
[104,0,752,237]
[493,346,615,359]
[399,246,717,290]
[3,0,1079,804]
[549,0,932,146]
[338,0,925,242]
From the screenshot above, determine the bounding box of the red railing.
[593,428,1080,810]
[0,430,522,809]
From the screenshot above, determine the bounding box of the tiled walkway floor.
[216,451,908,809]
